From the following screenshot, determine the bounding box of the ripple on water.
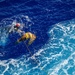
[1,18,75,75]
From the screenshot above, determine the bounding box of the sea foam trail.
[0,19,75,75]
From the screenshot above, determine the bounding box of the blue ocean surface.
[0,0,75,75]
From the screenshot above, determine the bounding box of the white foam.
[0,17,75,75]
[49,52,75,75]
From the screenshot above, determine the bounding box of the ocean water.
[0,0,75,75]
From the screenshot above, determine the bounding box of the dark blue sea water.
[0,0,75,75]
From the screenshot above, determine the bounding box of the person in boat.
[16,32,36,45]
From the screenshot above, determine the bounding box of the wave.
[0,18,75,75]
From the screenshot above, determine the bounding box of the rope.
[23,41,49,74]
[24,41,33,56]
[4,24,49,74]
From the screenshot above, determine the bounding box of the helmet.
[15,23,20,27]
